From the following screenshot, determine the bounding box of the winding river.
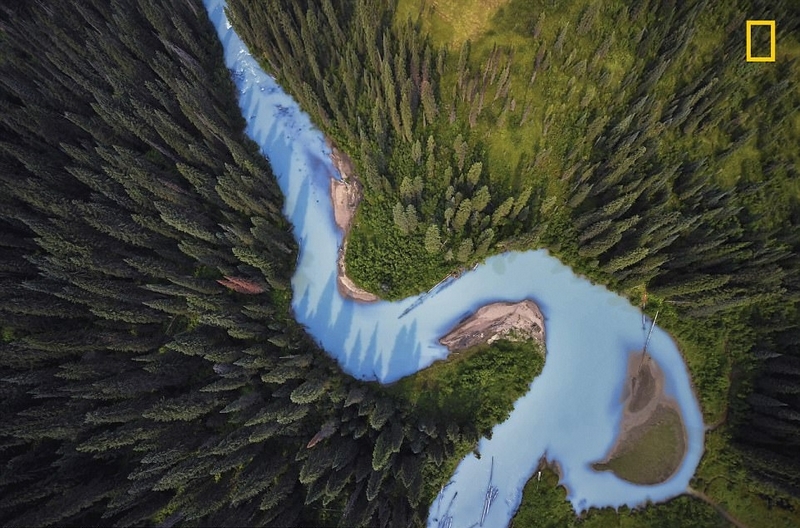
[204,2,705,526]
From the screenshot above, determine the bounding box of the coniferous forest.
[0,1,524,526]
[0,0,799,527]
[225,0,800,524]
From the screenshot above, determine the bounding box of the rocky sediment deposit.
[439,300,545,352]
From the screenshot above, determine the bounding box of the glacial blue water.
[204,2,705,526]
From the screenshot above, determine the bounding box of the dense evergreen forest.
[0,1,546,526]
[0,0,798,527]
[225,0,800,524]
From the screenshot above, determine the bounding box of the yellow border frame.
[746,20,776,62]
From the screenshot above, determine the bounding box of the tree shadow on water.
[371,320,423,384]
[293,282,312,322]
[255,107,293,179]
[282,167,312,244]
[239,82,257,120]
[303,271,336,338]
[340,328,365,377]
[356,324,380,381]
[328,294,355,349]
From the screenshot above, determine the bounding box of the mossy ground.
[593,405,686,486]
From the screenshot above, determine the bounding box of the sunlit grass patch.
[716,140,759,187]
[593,405,686,485]
[395,0,510,47]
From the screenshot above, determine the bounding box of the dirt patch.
[627,358,656,414]
[327,141,378,303]
[592,351,688,485]
[439,300,545,353]
[329,145,359,232]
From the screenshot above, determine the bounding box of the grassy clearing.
[692,429,800,528]
[664,311,737,425]
[395,0,510,48]
[472,1,640,188]
[654,6,800,220]
[691,428,800,527]
[392,0,654,211]
[715,139,760,187]
[593,405,686,485]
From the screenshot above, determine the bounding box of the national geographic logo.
[746,20,776,62]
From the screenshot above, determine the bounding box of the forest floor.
[329,142,379,303]
[686,486,747,528]
[438,300,546,353]
[592,351,687,485]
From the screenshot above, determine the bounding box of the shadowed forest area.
[0,1,541,526]
[225,0,800,525]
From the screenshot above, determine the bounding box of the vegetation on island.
[225,0,800,525]
[593,405,686,486]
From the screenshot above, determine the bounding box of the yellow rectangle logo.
[746,20,776,62]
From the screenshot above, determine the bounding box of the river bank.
[328,141,379,303]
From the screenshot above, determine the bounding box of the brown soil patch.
[627,357,656,414]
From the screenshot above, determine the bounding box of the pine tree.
[472,185,491,213]
[466,161,482,187]
[392,202,408,235]
[420,79,438,125]
[452,199,472,232]
[456,238,474,263]
[424,224,442,254]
